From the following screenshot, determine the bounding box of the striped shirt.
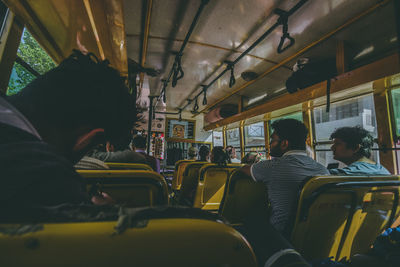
[251,150,329,232]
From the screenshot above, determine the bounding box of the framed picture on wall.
[166,118,196,140]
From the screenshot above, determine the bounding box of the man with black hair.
[210,146,230,164]
[88,141,146,164]
[241,119,328,232]
[198,145,210,162]
[226,145,241,163]
[131,135,160,173]
[187,146,198,160]
[329,126,390,175]
[0,50,136,209]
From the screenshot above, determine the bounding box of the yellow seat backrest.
[172,160,193,190]
[290,175,400,261]
[193,164,243,211]
[78,170,169,207]
[178,162,208,205]
[0,219,257,267]
[219,169,269,225]
[105,162,153,171]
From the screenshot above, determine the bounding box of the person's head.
[188,146,198,159]
[7,50,136,164]
[269,119,308,157]
[210,146,229,164]
[226,145,237,159]
[330,126,374,165]
[105,140,130,152]
[199,145,210,161]
[131,135,147,150]
[241,152,261,164]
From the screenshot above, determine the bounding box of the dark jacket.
[88,149,146,164]
[138,152,159,172]
[0,122,89,210]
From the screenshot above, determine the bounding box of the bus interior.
[1,0,400,266]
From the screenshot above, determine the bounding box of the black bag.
[286,58,337,93]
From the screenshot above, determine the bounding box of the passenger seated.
[187,146,198,160]
[241,119,329,233]
[329,126,390,175]
[88,140,146,164]
[131,135,160,173]
[0,50,136,211]
[241,152,261,165]
[226,145,241,163]
[198,145,210,162]
[74,156,109,170]
[210,146,230,165]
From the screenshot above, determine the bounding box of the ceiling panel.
[122,0,397,115]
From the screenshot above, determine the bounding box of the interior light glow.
[248,93,268,105]
[353,46,374,60]
[273,87,286,94]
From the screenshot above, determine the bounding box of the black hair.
[131,135,147,149]
[188,146,198,157]
[211,146,230,165]
[225,145,234,156]
[330,126,374,158]
[7,50,136,147]
[271,118,308,150]
[198,145,210,161]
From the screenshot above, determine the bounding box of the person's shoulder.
[250,158,280,178]
[329,161,391,176]
[360,161,391,175]
[75,156,109,170]
[292,155,329,174]
[118,149,146,162]
[3,140,82,179]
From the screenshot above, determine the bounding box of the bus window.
[212,131,223,147]
[391,88,400,171]
[226,128,241,159]
[313,94,380,167]
[7,29,56,95]
[0,1,7,29]
[392,88,400,138]
[244,121,266,159]
[270,112,303,125]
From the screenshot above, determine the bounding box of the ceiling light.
[248,93,268,105]
[353,46,374,60]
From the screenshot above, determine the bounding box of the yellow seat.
[78,170,169,207]
[172,160,193,190]
[219,169,269,225]
[193,164,242,211]
[290,175,400,261]
[178,162,208,205]
[105,162,153,171]
[0,218,257,267]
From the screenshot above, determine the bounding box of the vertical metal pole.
[147,96,155,154]
[239,121,245,159]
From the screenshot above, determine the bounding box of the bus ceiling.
[2,0,399,126]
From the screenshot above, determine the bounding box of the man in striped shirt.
[242,119,329,233]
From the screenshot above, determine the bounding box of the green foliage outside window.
[7,29,56,95]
